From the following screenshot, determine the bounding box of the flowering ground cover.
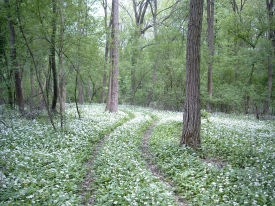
[0,104,129,205]
[149,111,275,205]
[89,108,177,205]
[1,104,274,205]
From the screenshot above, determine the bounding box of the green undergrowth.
[90,109,177,205]
[0,104,129,205]
[149,111,275,205]
[1,104,274,205]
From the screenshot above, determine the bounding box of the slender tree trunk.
[180,0,204,149]
[75,75,81,119]
[59,0,66,116]
[102,0,109,103]
[130,38,138,105]
[5,0,24,113]
[16,0,56,129]
[146,0,158,107]
[87,80,92,101]
[30,67,36,106]
[105,71,112,110]
[78,81,84,104]
[50,0,58,112]
[106,0,119,112]
[2,60,14,107]
[206,0,214,112]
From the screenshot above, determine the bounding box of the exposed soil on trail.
[141,123,188,206]
[201,156,227,169]
[81,134,108,205]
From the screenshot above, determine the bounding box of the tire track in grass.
[89,111,178,205]
[82,133,108,205]
[81,111,134,205]
[141,121,188,206]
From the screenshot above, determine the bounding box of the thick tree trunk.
[180,0,204,149]
[264,0,274,115]
[206,0,214,112]
[107,0,119,112]
[5,0,24,113]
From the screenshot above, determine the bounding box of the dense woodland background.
[0,0,274,116]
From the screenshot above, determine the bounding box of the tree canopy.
[0,0,274,116]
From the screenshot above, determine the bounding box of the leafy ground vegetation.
[0,104,274,205]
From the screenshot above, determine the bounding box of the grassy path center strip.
[141,121,188,206]
[82,111,134,205]
[90,110,178,205]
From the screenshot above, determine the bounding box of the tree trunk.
[59,0,66,116]
[5,0,24,113]
[16,0,56,129]
[78,81,84,104]
[102,0,110,103]
[180,0,204,149]
[30,67,36,106]
[206,0,214,112]
[50,0,58,112]
[264,0,274,115]
[87,80,92,101]
[106,0,119,112]
[146,0,158,107]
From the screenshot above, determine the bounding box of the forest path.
[82,110,181,205]
[141,121,188,206]
[81,111,134,205]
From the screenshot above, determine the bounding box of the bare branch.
[156,0,180,16]
[119,2,134,23]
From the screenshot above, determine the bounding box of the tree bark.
[106,0,119,112]
[58,0,66,118]
[102,0,110,103]
[5,0,24,113]
[146,0,158,107]
[50,0,58,112]
[78,81,84,104]
[206,0,214,112]
[180,0,204,149]
[264,0,274,115]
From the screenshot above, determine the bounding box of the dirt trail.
[81,116,133,205]
[81,133,108,205]
[141,122,188,206]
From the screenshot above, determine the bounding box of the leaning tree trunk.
[180,0,204,149]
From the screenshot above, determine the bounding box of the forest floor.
[0,104,275,205]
